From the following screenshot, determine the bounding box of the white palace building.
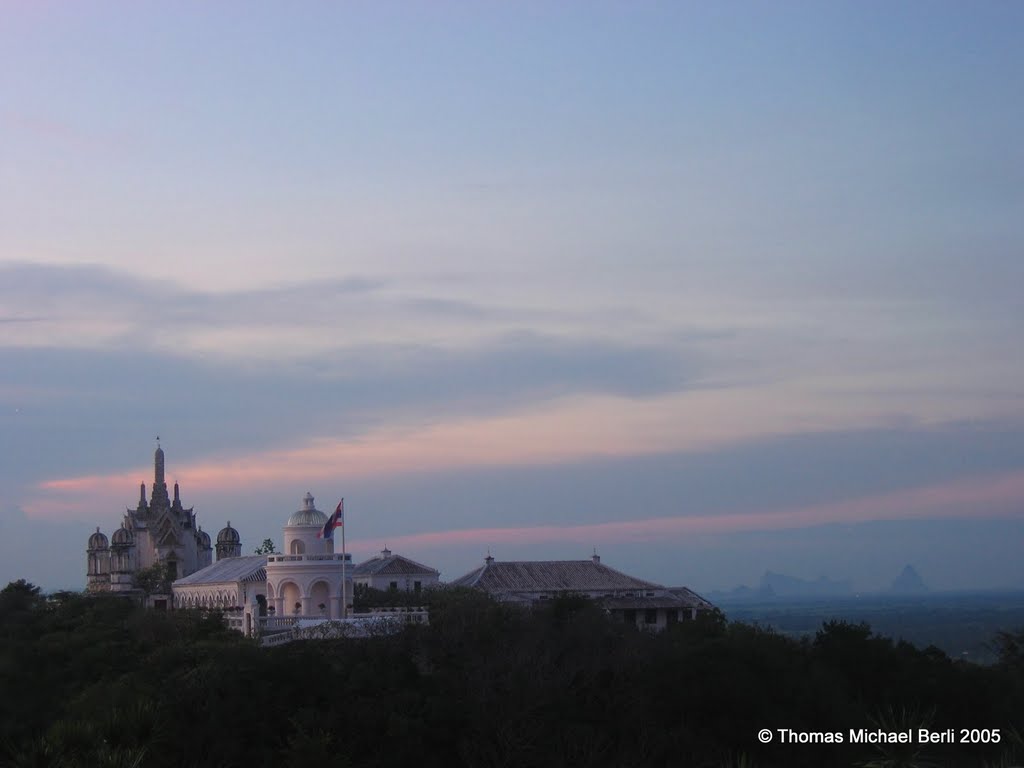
[88,446,712,637]
[87,445,439,634]
[173,492,355,635]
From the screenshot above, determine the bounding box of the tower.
[86,442,217,593]
[86,528,110,592]
[149,439,171,511]
[216,522,242,560]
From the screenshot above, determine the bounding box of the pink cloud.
[27,400,682,519]
[23,395,1024,532]
[357,468,1024,553]
[25,387,897,520]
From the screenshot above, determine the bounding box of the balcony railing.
[249,610,429,646]
[266,554,352,564]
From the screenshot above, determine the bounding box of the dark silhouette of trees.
[0,581,1021,768]
[993,627,1024,674]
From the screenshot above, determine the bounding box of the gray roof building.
[451,557,659,594]
[352,548,440,592]
[353,549,439,578]
[172,555,269,613]
[173,554,268,587]
[450,554,715,630]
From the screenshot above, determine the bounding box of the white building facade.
[265,493,353,619]
[173,493,354,627]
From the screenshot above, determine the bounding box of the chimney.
[485,553,494,566]
[381,547,392,559]
[592,549,601,564]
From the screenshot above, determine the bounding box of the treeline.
[1,579,1022,768]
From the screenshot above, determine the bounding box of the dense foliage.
[0,580,1021,768]
[254,539,278,555]
[353,583,428,610]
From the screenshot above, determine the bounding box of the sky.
[2,1,1023,594]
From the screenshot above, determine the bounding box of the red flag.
[318,499,344,540]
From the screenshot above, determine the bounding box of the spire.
[154,437,165,486]
[139,483,146,504]
[149,438,170,509]
[173,482,180,503]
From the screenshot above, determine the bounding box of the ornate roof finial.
[154,439,165,487]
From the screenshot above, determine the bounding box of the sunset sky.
[2,2,1023,592]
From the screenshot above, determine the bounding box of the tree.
[994,628,1024,671]
[133,563,172,596]
[0,579,44,619]
[254,538,277,555]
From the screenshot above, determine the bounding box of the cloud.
[0,316,44,324]
[0,324,698,480]
[0,261,636,358]
[360,467,1024,554]
[24,409,1024,524]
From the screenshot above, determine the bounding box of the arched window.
[290,540,305,555]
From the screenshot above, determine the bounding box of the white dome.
[286,492,328,527]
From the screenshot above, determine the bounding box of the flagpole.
[341,500,347,619]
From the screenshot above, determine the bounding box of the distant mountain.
[707,583,774,602]
[708,571,852,602]
[760,571,853,598]
[890,564,929,594]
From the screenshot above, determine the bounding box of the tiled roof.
[173,555,268,586]
[450,560,660,593]
[353,554,439,577]
[667,587,716,610]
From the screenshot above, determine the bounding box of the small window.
[644,609,658,625]
[666,610,678,625]
[389,581,398,591]
[414,581,422,593]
